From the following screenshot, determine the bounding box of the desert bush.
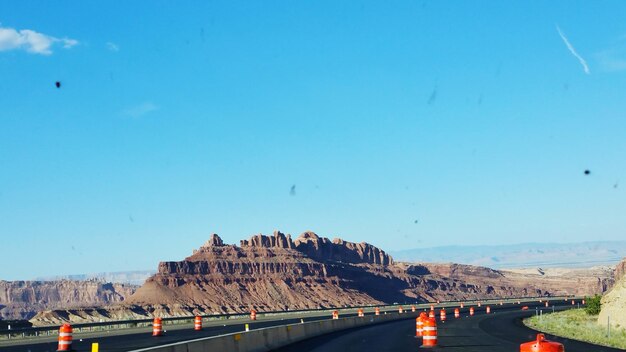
[585,294,602,315]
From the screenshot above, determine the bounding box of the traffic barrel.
[469,307,475,316]
[358,308,364,317]
[478,302,482,307]
[520,333,564,352]
[152,317,162,337]
[582,299,585,305]
[428,310,435,318]
[439,308,446,322]
[436,300,440,304]
[399,306,404,314]
[57,323,72,351]
[416,312,426,337]
[375,307,380,316]
[250,309,257,321]
[486,306,491,314]
[194,316,202,331]
[460,302,464,308]
[454,308,460,318]
[421,317,437,348]
[430,304,434,311]
[411,305,416,312]
[571,300,575,305]
[332,310,339,319]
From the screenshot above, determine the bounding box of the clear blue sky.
[1,1,626,280]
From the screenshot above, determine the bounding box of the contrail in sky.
[556,25,590,74]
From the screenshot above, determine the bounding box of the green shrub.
[585,294,602,315]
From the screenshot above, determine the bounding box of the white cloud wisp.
[106,42,119,52]
[0,25,78,55]
[123,102,159,118]
[556,25,590,75]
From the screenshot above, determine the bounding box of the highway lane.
[0,312,369,352]
[275,303,622,352]
[0,300,578,352]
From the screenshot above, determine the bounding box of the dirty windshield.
[1,2,626,351]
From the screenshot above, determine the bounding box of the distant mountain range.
[390,241,626,268]
[34,270,155,286]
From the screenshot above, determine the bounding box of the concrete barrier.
[129,312,415,352]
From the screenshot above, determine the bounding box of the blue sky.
[1,1,626,280]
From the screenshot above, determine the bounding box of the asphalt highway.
[0,312,362,352]
[275,304,623,352]
[1,300,599,352]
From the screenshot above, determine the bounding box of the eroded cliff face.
[598,258,626,330]
[0,280,136,320]
[27,232,617,326]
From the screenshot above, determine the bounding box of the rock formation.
[598,257,626,330]
[28,231,617,326]
[0,280,136,320]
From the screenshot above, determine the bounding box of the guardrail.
[128,297,583,352]
[0,295,577,341]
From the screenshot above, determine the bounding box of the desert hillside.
[597,258,626,329]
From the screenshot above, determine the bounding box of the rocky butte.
[29,231,616,325]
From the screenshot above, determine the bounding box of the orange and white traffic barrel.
[430,304,434,311]
[460,302,464,308]
[152,317,162,337]
[439,308,446,322]
[332,310,339,320]
[454,308,460,318]
[57,323,72,351]
[194,316,202,331]
[411,305,416,312]
[250,309,257,321]
[582,299,585,305]
[486,306,491,314]
[520,333,564,352]
[358,308,364,317]
[421,317,437,348]
[545,301,549,307]
[469,307,475,316]
[478,302,482,307]
[375,307,380,316]
[571,300,575,305]
[428,310,435,318]
[398,306,404,314]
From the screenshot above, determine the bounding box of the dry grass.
[524,309,626,350]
